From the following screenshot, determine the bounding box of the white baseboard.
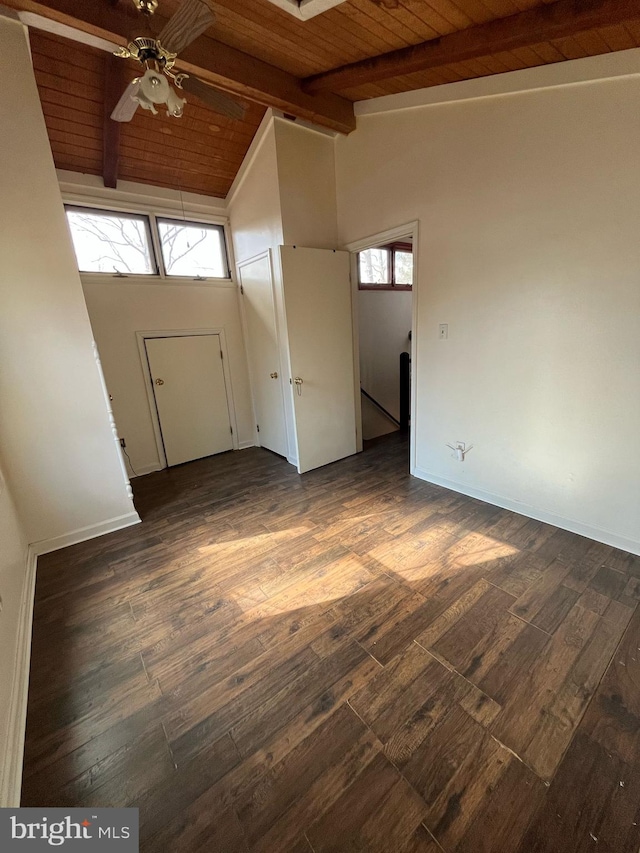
[413,467,640,557]
[238,440,255,450]
[0,546,37,807]
[130,463,163,478]
[30,511,141,557]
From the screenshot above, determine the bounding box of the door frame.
[343,220,419,476]
[236,249,291,455]
[136,328,240,470]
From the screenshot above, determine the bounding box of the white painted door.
[280,246,357,474]
[145,335,233,467]
[238,253,288,457]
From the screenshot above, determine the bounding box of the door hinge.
[230,426,233,434]
[220,350,223,360]
[256,424,260,433]
[240,284,244,295]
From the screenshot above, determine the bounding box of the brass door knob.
[270,372,278,379]
[155,378,165,386]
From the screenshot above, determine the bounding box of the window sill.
[358,285,412,292]
[80,273,235,288]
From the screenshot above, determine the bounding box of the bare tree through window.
[157,219,227,277]
[66,209,155,274]
[359,248,389,284]
[394,250,413,285]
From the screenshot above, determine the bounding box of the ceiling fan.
[111,0,246,123]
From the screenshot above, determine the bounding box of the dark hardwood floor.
[22,433,640,851]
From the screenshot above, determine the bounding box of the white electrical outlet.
[439,324,448,340]
[447,440,473,461]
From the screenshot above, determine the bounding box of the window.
[394,250,413,286]
[358,242,413,290]
[64,205,231,280]
[66,207,156,275]
[157,218,228,278]
[359,247,390,285]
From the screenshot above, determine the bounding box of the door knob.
[270,371,278,379]
[155,378,165,386]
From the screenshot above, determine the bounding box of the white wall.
[275,119,338,249]
[82,282,254,473]
[0,468,29,806]
[336,75,640,553]
[229,118,284,266]
[359,289,412,421]
[0,17,136,548]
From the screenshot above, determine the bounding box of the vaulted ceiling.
[10,0,640,198]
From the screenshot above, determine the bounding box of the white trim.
[261,0,348,20]
[355,47,640,117]
[129,463,164,478]
[0,546,37,808]
[349,252,363,454]
[136,328,241,469]
[239,440,255,450]
[18,11,117,52]
[81,274,236,289]
[29,513,141,557]
[413,468,640,557]
[343,220,419,474]
[273,114,338,140]
[58,171,227,218]
[343,221,420,254]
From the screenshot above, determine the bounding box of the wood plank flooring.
[22,433,640,851]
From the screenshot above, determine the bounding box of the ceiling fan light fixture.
[134,69,186,117]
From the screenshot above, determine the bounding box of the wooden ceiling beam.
[102,53,123,188]
[4,0,355,133]
[302,0,640,93]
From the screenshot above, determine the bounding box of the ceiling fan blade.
[158,0,215,55]
[110,79,141,122]
[180,75,246,121]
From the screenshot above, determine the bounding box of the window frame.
[63,202,234,285]
[155,216,231,280]
[357,241,413,291]
[64,204,159,277]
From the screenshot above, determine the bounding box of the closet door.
[280,246,357,474]
[238,252,288,457]
[146,334,233,467]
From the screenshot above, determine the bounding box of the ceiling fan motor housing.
[119,37,177,70]
[133,0,159,14]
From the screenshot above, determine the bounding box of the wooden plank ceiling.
[31,31,266,198]
[27,0,640,198]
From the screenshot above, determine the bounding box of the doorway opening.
[346,222,418,471]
